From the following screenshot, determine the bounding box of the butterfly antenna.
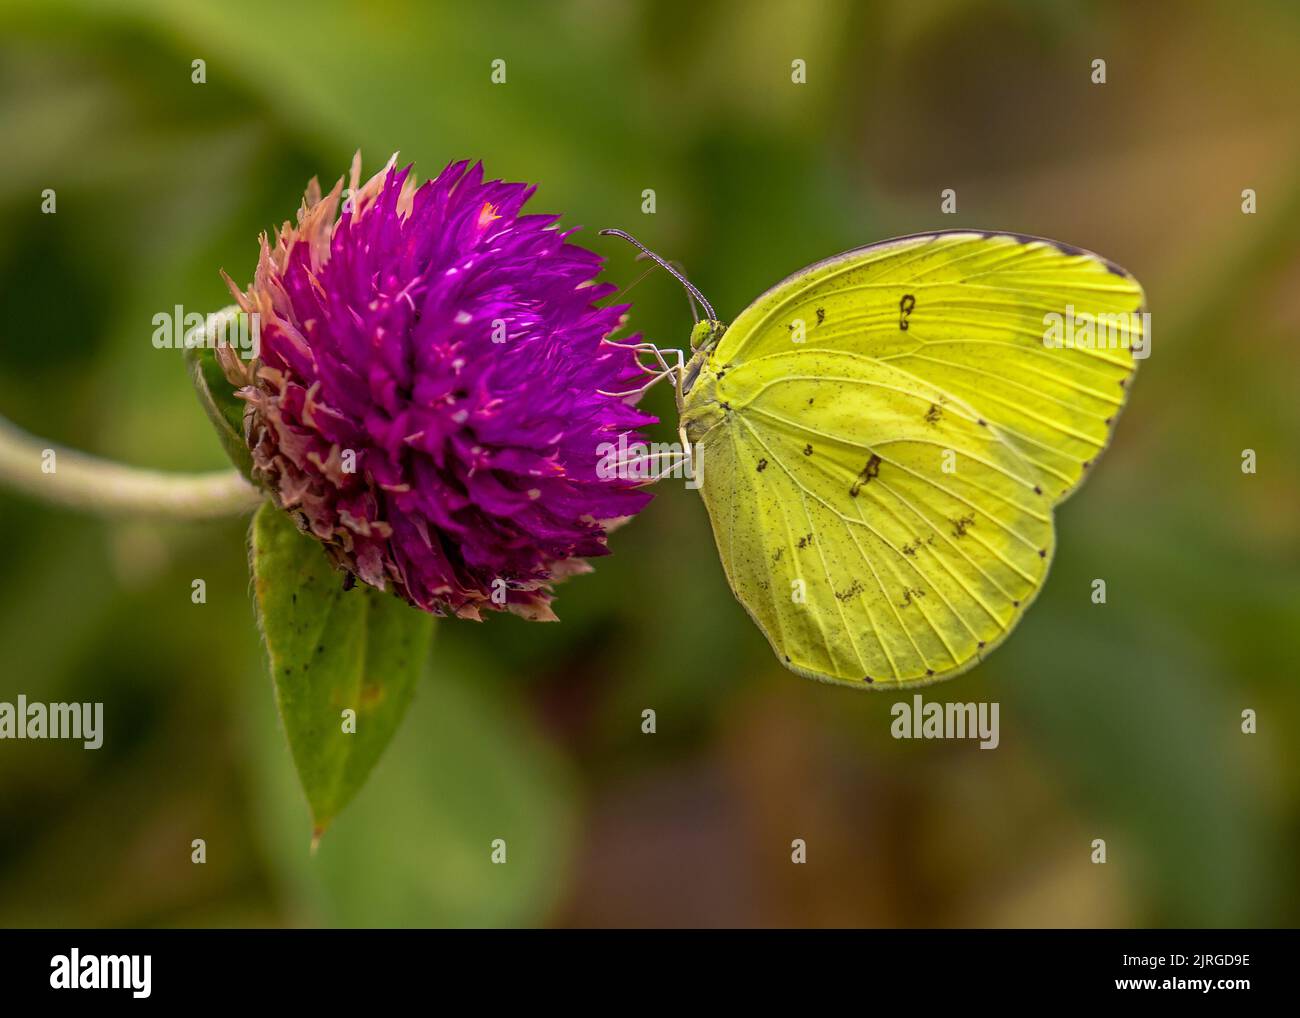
[664,258,703,324]
[600,229,717,324]
[622,253,700,323]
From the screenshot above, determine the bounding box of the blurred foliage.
[0,0,1297,927]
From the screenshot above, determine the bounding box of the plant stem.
[0,414,262,519]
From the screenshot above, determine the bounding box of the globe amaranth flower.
[218,154,655,620]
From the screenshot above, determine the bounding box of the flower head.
[220,154,655,620]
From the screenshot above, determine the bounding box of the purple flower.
[220,154,655,620]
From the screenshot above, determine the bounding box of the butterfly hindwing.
[684,231,1144,686]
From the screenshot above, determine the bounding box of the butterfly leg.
[601,444,689,485]
[597,342,684,398]
[631,449,693,486]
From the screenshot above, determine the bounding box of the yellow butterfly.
[604,230,1146,688]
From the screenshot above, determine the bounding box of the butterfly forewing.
[713,231,1144,503]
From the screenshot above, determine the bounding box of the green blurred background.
[0,0,1297,927]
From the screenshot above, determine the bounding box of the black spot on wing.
[899,293,916,330]
[950,514,975,538]
[849,454,882,498]
[834,579,865,602]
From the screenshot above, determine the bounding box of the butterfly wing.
[685,231,1145,686]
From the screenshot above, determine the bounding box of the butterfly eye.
[688,320,715,351]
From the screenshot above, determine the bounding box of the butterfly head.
[688,318,726,353]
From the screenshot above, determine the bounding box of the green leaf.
[250,501,435,838]
[184,308,257,482]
